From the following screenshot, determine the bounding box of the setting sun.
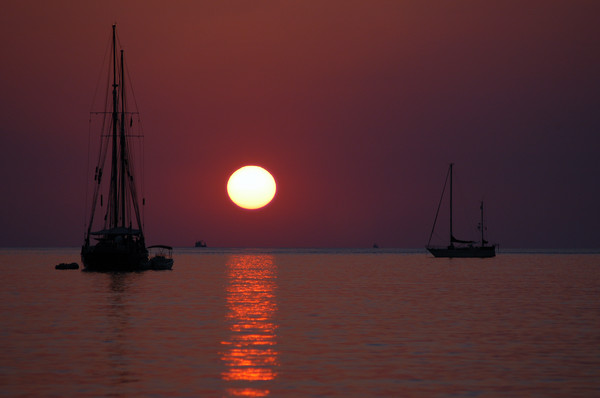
[227,166,276,210]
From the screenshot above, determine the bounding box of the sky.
[1,1,599,249]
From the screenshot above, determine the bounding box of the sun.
[227,166,277,210]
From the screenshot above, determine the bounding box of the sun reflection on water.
[221,254,278,397]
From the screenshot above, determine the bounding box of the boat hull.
[148,257,174,270]
[81,242,149,272]
[427,245,496,258]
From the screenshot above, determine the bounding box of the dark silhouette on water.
[55,262,79,270]
[426,163,496,258]
[147,245,174,270]
[81,25,148,271]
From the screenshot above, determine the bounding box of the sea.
[1,248,599,397]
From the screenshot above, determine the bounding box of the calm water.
[1,248,599,397]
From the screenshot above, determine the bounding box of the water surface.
[1,248,598,397]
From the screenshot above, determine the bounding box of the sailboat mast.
[480,201,484,245]
[120,49,126,228]
[449,163,453,247]
[110,24,119,228]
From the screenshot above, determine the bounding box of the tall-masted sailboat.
[81,25,148,271]
[426,164,496,258]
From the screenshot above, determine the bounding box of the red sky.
[1,1,599,248]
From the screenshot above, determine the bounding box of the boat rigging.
[426,163,496,258]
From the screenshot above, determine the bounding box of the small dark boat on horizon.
[426,163,496,258]
[55,262,79,270]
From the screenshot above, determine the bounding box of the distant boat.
[81,25,149,271]
[426,164,496,258]
[55,262,79,270]
[195,240,207,248]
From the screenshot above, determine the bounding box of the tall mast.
[449,163,453,247]
[110,24,119,228]
[480,201,484,245]
[120,49,126,228]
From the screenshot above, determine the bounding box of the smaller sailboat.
[426,164,496,258]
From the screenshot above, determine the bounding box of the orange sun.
[227,166,276,210]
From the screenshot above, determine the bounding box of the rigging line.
[89,29,113,114]
[83,115,93,236]
[427,165,451,247]
[123,56,142,122]
[86,29,114,236]
[87,101,113,234]
[87,120,110,234]
[122,56,146,228]
[141,125,145,229]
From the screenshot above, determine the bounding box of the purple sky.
[1,1,599,248]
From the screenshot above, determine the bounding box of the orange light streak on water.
[221,255,278,396]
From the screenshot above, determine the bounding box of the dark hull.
[148,257,174,270]
[81,242,149,272]
[427,245,496,258]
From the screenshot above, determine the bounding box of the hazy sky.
[1,1,599,248]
